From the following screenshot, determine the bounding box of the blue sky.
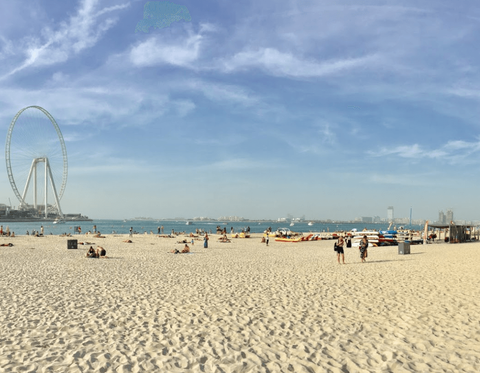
[0,0,479,221]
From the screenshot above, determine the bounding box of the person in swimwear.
[86,246,96,258]
[335,235,346,264]
[96,246,107,258]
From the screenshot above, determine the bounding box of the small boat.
[290,222,295,226]
[186,221,193,225]
[308,222,314,226]
[53,218,65,225]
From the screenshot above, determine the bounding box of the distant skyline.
[1,1,480,221]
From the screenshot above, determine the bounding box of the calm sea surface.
[0,220,421,236]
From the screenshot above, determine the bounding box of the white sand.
[0,233,479,372]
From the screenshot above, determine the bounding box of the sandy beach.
[0,233,479,372]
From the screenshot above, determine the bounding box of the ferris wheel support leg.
[33,162,37,210]
[44,159,48,218]
[21,159,37,208]
[46,159,64,218]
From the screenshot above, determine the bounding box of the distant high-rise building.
[387,206,394,222]
[438,211,446,224]
[446,209,454,223]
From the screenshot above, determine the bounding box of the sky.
[0,0,480,221]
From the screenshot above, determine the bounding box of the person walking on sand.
[265,233,269,246]
[129,227,133,237]
[335,235,345,264]
[359,235,369,263]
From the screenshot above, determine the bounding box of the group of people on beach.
[335,235,369,264]
[85,246,107,258]
[0,225,14,237]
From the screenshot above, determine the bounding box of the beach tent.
[428,223,478,243]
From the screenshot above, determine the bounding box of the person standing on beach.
[157,226,160,234]
[129,227,133,237]
[204,233,209,248]
[335,235,345,264]
[359,235,369,263]
[265,233,269,246]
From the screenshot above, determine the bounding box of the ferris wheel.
[5,106,68,218]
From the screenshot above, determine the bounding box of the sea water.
[0,220,420,236]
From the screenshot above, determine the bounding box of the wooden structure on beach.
[428,223,479,243]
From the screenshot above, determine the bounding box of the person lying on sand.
[218,234,231,243]
[93,233,106,238]
[171,244,190,254]
[123,239,133,243]
[0,243,13,247]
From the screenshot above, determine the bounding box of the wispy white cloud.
[221,48,379,78]
[129,20,220,68]
[197,158,273,171]
[171,99,196,117]
[0,36,14,60]
[130,32,201,67]
[1,0,130,79]
[447,87,480,100]
[185,80,260,107]
[0,85,191,128]
[369,140,480,164]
